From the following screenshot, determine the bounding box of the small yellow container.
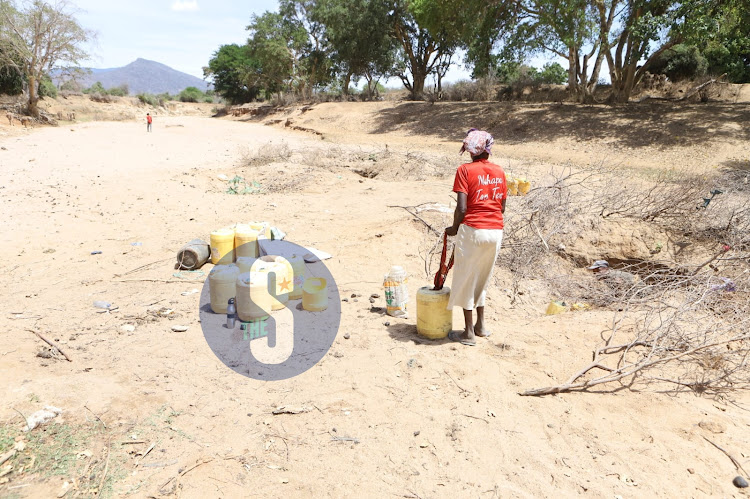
[209,264,240,313]
[234,224,259,258]
[507,178,518,196]
[517,178,531,196]
[545,300,568,315]
[416,286,452,339]
[302,278,328,312]
[210,227,235,265]
[236,272,272,321]
[287,254,306,300]
[258,256,290,310]
[249,221,272,239]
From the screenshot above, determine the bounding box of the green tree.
[203,43,261,104]
[538,61,567,84]
[279,0,334,96]
[389,0,457,99]
[246,11,308,96]
[649,44,708,81]
[315,0,396,97]
[38,73,56,97]
[684,0,750,82]
[0,0,93,116]
[314,0,396,97]
[0,46,24,94]
[84,81,105,94]
[178,86,204,102]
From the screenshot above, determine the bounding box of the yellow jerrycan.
[416,286,452,339]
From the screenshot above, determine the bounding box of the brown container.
[176,239,210,270]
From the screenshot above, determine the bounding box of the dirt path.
[1,111,748,497]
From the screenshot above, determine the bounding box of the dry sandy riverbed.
[1,108,749,497]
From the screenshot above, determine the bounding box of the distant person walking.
[445,129,508,346]
[146,113,152,132]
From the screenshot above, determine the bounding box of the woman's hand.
[445,226,458,236]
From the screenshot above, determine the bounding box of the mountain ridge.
[56,58,211,95]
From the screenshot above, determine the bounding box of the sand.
[1,97,749,497]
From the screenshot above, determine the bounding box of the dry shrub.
[440,77,499,102]
[89,93,117,103]
[502,163,750,396]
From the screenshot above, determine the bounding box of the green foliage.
[650,44,708,81]
[682,0,750,83]
[178,86,204,102]
[226,176,262,195]
[107,83,129,96]
[38,74,57,98]
[246,11,310,95]
[538,62,567,84]
[204,43,262,104]
[314,0,396,95]
[84,81,105,94]
[137,92,159,106]
[496,61,566,85]
[0,62,24,95]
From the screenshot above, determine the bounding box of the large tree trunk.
[342,72,351,96]
[410,71,426,100]
[27,74,39,117]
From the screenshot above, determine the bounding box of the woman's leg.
[474,306,488,337]
[462,308,475,341]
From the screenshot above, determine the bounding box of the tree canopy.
[0,0,93,116]
[201,0,749,103]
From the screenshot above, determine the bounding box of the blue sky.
[75,0,278,79]
[72,0,558,86]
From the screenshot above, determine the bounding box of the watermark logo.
[199,239,341,380]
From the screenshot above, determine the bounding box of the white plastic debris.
[304,247,332,263]
[24,406,63,432]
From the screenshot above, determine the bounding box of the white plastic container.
[384,265,408,318]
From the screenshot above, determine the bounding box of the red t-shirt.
[453,159,507,230]
[147,115,152,123]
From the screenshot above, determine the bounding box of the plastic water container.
[236,272,272,321]
[545,300,568,315]
[302,277,328,312]
[288,254,306,300]
[517,178,531,196]
[507,178,518,196]
[210,227,235,265]
[258,256,290,311]
[209,264,240,313]
[384,266,408,318]
[416,286,452,339]
[234,224,259,258]
[249,221,272,239]
[236,256,258,274]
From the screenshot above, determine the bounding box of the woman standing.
[445,129,507,346]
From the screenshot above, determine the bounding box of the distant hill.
[55,58,211,95]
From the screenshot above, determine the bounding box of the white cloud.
[171,0,199,12]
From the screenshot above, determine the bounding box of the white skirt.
[447,224,503,310]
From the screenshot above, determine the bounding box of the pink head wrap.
[459,128,494,156]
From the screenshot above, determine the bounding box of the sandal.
[448,331,476,346]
